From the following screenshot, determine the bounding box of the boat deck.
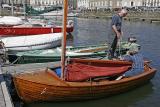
[2,61,60,74]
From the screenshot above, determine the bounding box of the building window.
[131,1,134,7]
[109,1,112,7]
[117,1,120,7]
[105,1,107,6]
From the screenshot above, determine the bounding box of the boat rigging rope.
[9,55,23,65]
[118,37,122,59]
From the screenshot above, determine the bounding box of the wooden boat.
[13,59,156,103]
[8,44,108,64]
[1,33,62,52]
[12,1,156,103]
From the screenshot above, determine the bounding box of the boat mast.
[11,0,14,16]
[0,0,2,15]
[61,0,68,80]
[23,0,27,20]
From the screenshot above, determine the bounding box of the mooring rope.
[9,55,23,65]
[118,37,122,59]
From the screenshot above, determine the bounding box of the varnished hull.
[13,59,156,103]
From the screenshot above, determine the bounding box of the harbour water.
[23,17,160,107]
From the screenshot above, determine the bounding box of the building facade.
[29,0,63,6]
[1,0,75,7]
[122,0,142,7]
[88,0,122,9]
[77,0,89,9]
[1,0,160,9]
[1,0,29,5]
[28,0,75,7]
[77,0,160,9]
[142,0,160,7]
[122,0,160,7]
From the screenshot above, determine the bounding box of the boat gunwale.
[13,64,156,87]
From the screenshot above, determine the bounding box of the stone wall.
[78,10,160,22]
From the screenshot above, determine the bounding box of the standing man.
[110,9,128,58]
